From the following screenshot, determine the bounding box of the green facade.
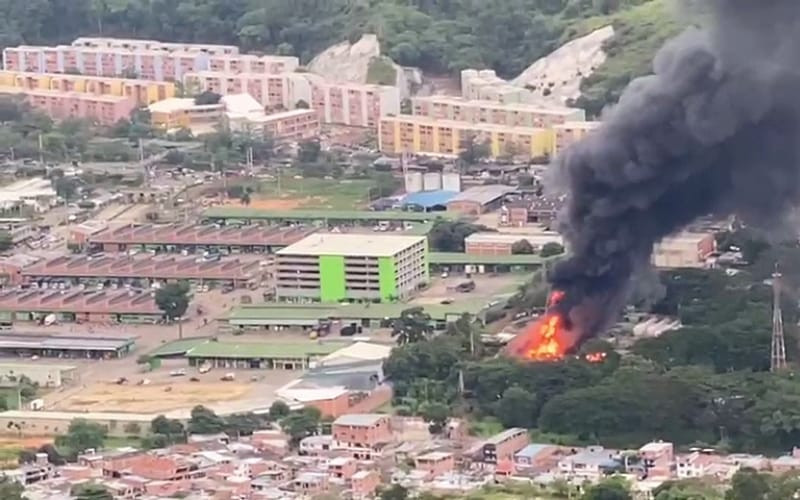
[378,257,398,301]
[319,255,346,302]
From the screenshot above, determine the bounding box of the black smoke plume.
[549,0,800,339]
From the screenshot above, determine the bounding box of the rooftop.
[148,338,210,358]
[203,207,457,222]
[429,252,546,266]
[333,413,387,427]
[277,233,425,258]
[380,115,551,136]
[0,334,134,352]
[90,223,314,247]
[464,231,563,246]
[0,289,161,315]
[186,341,341,360]
[401,190,459,209]
[148,97,221,114]
[447,185,516,206]
[413,95,585,116]
[516,444,555,459]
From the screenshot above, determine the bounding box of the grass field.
[242,175,377,210]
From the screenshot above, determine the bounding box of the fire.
[526,312,568,360]
[584,351,608,363]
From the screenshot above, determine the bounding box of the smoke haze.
[549,0,800,338]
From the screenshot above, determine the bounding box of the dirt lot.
[412,274,527,305]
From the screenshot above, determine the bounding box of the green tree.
[154,282,191,339]
[298,140,321,163]
[428,220,492,252]
[71,482,112,500]
[194,90,222,105]
[497,385,538,428]
[0,230,13,251]
[540,242,565,257]
[123,422,141,435]
[269,400,291,420]
[419,402,450,434]
[53,176,79,201]
[281,407,321,445]
[380,484,410,500]
[511,239,535,255]
[0,475,24,500]
[392,307,433,345]
[582,477,632,500]
[725,468,771,500]
[55,419,107,456]
[188,405,227,435]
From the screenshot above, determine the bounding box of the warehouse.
[85,223,315,254]
[185,341,341,370]
[18,254,261,288]
[202,208,457,226]
[0,289,163,325]
[652,232,716,268]
[428,252,547,274]
[446,185,516,215]
[276,234,428,303]
[0,334,135,359]
[465,232,563,256]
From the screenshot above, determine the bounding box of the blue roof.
[401,190,459,209]
[515,444,552,459]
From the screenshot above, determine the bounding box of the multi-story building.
[468,428,530,464]
[3,38,298,82]
[652,232,716,269]
[185,71,400,127]
[415,452,455,479]
[332,414,392,451]
[379,115,554,158]
[552,121,601,156]
[461,69,535,104]
[0,87,136,125]
[412,96,585,128]
[0,70,174,106]
[557,446,621,480]
[275,234,428,303]
[639,441,674,478]
[148,97,223,133]
[464,231,564,256]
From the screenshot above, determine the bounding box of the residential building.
[276,234,428,303]
[468,428,529,464]
[557,446,621,480]
[148,97,223,134]
[207,54,298,74]
[328,456,357,481]
[464,231,564,256]
[446,185,516,215]
[415,451,455,479]
[0,86,135,125]
[224,93,320,141]
[461,69,535,104]
[379,115,554,158]
[0,70,174,106]
[332,413,392,451]
[552,121,601,155]
[639,441,674,477]
[676,452,717,479]
[413,95,585,128]
[102,453,199,481]
[514,444,563,471]
[652,232,716,268]
[71,37,240,55]
[351,469,380,499]
[293,471,329,495]
[186,71,400,127]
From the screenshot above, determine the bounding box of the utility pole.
[38,133,43,164]
[771,265,787,372]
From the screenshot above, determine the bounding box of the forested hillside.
[0,0,685,111]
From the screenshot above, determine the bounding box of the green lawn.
[104,436,143,449]
[468,417,505,437]
[255,175,377,210]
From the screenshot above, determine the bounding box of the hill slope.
[0,0,686,112]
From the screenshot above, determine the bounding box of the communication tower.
[771,266,787,372]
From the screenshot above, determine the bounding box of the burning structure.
[513,0,800,361]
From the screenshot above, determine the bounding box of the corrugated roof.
[203,208,458,222]
[186,341,341,359]
[429,252,546,265]
[332,413,387,427]
[515,444,553,459]
[277,233,425,257]
[401,190,459,208]
[447,185,515,205]
[319,342,392,363]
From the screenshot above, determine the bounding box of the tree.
[511,239,535,255]
[380,484,410,500]
[281,408,321,445]
[458,136,491,165]
[194,90,222,105]
[392,307,433,345]
[0,475,24,500]
[298,140,321,163]
[123,422,141,435]
[0,231,13,252]
[188,405,227,435]
[269,400,290,420]
[419,402,450,434]
[582,478,632,500]
[53,176,79,201]
[725,468,771,500]
[295,99,310,109]
[540,242,565,257]
[55,419,107,456]
[154,282,191,339]
[497,385,538,428]
[428,220,492,252]
[71,482,112,500]
[240,191,252,206]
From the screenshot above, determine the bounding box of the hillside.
[0,0,686,113]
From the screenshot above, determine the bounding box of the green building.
[275,233,428,303]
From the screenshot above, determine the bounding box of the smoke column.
[549,0,800,339]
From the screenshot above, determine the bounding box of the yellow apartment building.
[379,115,554,159]
[0,71,174,107]
[148,97,223,134]
[552,121,602,156]
[412,95,585,128]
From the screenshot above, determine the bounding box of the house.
[415,451,455,479]
[557,446,621,480]
[639,441,674,478]
[468,428,529,464]
[332,414,392,452]
[513,444,562,472]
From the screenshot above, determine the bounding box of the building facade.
[0,87,136,125]
[412,96,585,128]
[379,115,554,158]
[148,98,223,133]
[276,234,428,303]
[229,108,320,142]
[652,232,716,269]
[0,71,174,106]
[552,121,601,155]
[332,414,392,450]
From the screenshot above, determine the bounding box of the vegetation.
[366,56,398,86]
[391,307,433,345]
[154,281,191,338]
[55,419,107,458]
[428,220,492,252]
[511,239,535,255]
[540,242,565,257]
[0,475,25,500]
[71,482,112,500]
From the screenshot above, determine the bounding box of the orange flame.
[526,312,567,360]
[584,351,608,363]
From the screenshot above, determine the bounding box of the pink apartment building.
[0,87,136,125]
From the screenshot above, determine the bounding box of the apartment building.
[0,71,173,107]
[652,232,716,269]
[379,115,554,158]
[461,69,535,104]
[468,428,530,464]
[239,109,320,142]
[0,86,135,125]
[415,452,455,479]
[148,97,223,133]
[275,234,428,303]
[639,441,674,478]
[552,121,601,155]
[185,71,400,127]
[3,38,298,82]
[332,414,392,450]
[413,95,585,128]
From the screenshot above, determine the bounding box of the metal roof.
[277,233,425,258]
[0,334,134,351]
[401,190,459,209]
[429,252,546,265]
[332,413,388,427]
[203,208,457,222]
[186,341,341,359]
[447,185,515,206]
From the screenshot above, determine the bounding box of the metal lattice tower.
[771,267,787,372]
